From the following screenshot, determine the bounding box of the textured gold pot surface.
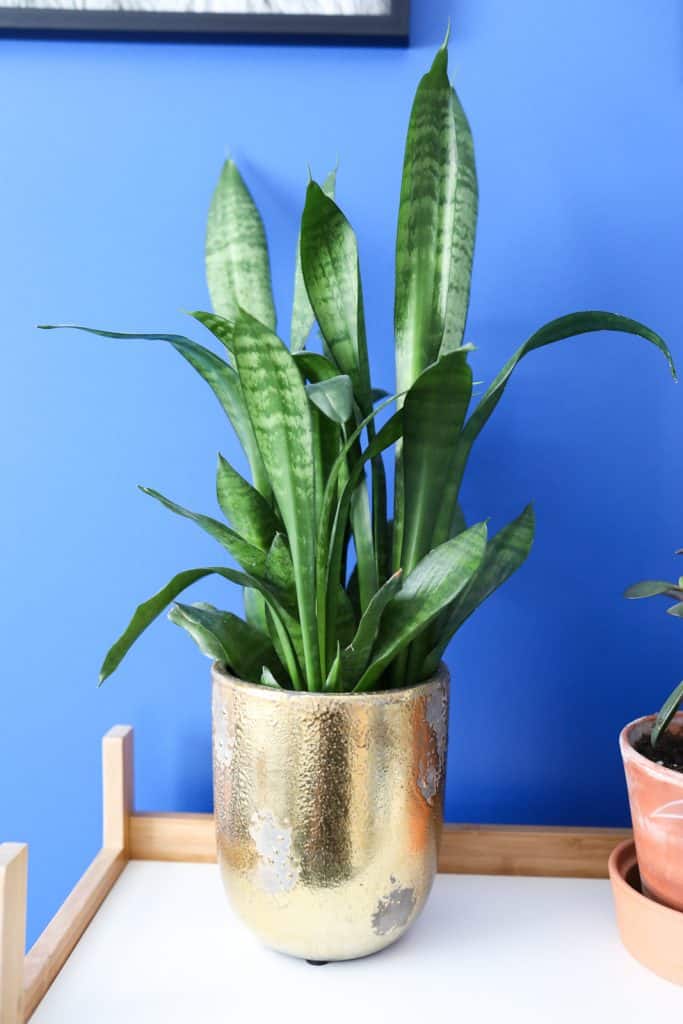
[212,662,449,961]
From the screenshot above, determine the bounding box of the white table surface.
[31,862,680,1023]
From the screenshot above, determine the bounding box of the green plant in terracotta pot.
[618,564,683,914]
[42,36,675,961]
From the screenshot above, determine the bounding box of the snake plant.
[42,36,676,694]
[626,562,683,745]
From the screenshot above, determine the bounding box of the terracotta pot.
[619,712,683,912]
[609,839,683,986]
[211,662,449,961]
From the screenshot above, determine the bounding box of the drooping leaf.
[99,565,294,684]
[206,159,276,329]
[667,603,683,618]
[139,486,267,576]
[38,324,270,498]
[341,571,403,689]
[216,454,279,551]
[652,680,683,747]
[396,351,472,575]
[169,602,226,662]
[394,38,458,396]
[625,580,680,600]
[440,85,478,355]
[355,522,487,693]
[422,505,535,677]
[169,601,282,683]
[437,312,678,533]
[300,181,373,414]
[291,166,336,352]
[232,310,321,690]
[190,310,235,357]
[305,374,354,424]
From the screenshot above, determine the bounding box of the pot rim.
[619,712,683,783]
[211,659,449,703]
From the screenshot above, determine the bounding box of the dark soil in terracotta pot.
[634,729,683,773]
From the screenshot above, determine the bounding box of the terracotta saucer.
[609,839,683,986]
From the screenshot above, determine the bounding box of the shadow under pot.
[211,661,449,962]
[620,712,683,912]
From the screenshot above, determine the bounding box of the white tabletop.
[31,861,680,1023]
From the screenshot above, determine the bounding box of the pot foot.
[306,959,329,966]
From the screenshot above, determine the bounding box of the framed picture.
[0,0,409,42]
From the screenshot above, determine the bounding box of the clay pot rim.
[212,659,449,704]
[619,712,683,784]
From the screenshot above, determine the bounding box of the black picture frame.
[0,0,409,43]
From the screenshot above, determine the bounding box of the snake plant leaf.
[190,311,235,358]
[355,522,487,693]
[138,486,267,577]
[300,181,372,414]
[264,604,304,691]
[305,374,354,424]
[323,644,342,693]
[232,310,321,690]
[372,388,390,402]
[440,86,478,355]
[651,681,683,747]
[243,587,268,634]
[260,665,283,689]
[394,38,457,395]
[206,159,276,329]
[264,533,295,596]
[38,324,270,498]
[319,410,404,667]
[99,565,294,684]
[398,351,473,576]
[341,571,403,689]
[169,601,283,683]
[624,580,680,599]
[216,454,279,551]
[291,166,337,353]
[293,351,340,383]
[421,504,535,677]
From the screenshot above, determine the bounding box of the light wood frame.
[0,724,630,1022]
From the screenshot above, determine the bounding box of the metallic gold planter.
[211,662,449,961]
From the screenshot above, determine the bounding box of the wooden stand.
[0,725,631,1023]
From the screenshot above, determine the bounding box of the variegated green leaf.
[99,565,296,684]
[341,570,403,689]
[169,601,283,683]
[206,159,276,328]
[394,38,457,395]
[421,505,535,677]
[232,310,321,690]
[216,454,279,551]
[291,166,336,352]
[305,374,354,424]
[190,310,235,357]
[139,486,267,577]
[355,522,487,693]
[38,324,270,498]
[440,85,478,355]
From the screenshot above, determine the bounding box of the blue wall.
[2,0,681,946]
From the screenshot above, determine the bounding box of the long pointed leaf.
[291,166,336,352]
[305,374,354,424]
[38,324,270,498]
[394,39,457,395]
[355,522,487,693]
[232,310,321,690]
[341,570,403,690]
[99,565,293,684]
[206,159,276,329]
[139,486,266,576]
[190,310,235,357]
[652,681,683,747]
[216,454,279,551]
[421,504,535,677]
[440,85,478,355]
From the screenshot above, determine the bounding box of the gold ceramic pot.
[211,661,449,961]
